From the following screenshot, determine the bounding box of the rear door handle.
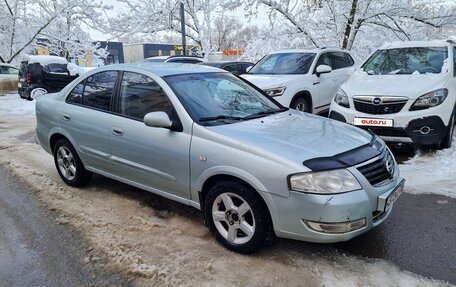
[62,113,71,121]
[111,127,124,136]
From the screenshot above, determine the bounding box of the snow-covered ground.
[0,94,453,286]
[400,141,456,198]
[0,94,35,115]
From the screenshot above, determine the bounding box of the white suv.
[329,40,456,149]
[241,48,356,114]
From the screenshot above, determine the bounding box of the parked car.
[241,48,357,114]
[35,63,404,253]
[199,61,254,75]
[143,56,169,63]
[18,55,79,100]
[329,40,456,149]
[143,55,206,64]
[0,63,19,95]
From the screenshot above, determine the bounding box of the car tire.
[28,87,48,101]
[439,110,455,150]
[291,96,311,113]
[204,180,275,253]
[53,139,92,187]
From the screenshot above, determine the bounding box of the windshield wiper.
[199,115,245,123]
[243,108,288,119]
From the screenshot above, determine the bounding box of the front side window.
[119,72,173,120]
[362,47,448,75]
[223,64,239,74]
[249,53,316,74]
[82,71,118,111]
[164,72,283,125]
[315,52,332,71]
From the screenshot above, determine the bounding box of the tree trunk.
[342,0,358,49]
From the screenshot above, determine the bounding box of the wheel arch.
[48,129,79,156]
[196,171,272,225]
[290,91,313,111]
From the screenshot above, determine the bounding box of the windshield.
[362,47,448,75]
[249,52,316,74]
[164,73,284,125]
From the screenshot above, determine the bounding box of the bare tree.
[213,15,241,50]
[0,0,109,64]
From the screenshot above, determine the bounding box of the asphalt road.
[0,165,130,287]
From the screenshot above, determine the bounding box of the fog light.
[419,126,431,135]
[304,218,367,234]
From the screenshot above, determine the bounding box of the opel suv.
[330,40,456,149]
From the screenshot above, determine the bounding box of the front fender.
[191,165,268,202]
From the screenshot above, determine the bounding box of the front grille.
[358,127,409,138]
[356,148,394,186]
[354,101,406,114]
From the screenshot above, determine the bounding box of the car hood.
[207,110,372,165]
[241,74,304,89]
[343,70,448,99]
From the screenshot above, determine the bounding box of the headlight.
[289,169,361,194]
[264,87,286,97]
[334,87,350,108]
[410,88,448,111]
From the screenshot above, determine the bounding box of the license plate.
[354,117,393,127]
[377,180,405,212]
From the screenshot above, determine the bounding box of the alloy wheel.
[56,146,76,181]
[211,192,255,245]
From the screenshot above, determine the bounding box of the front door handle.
[111,127,124,136]
[62,113,71,121]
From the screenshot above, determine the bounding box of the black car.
[19,56,79,100]
[199,61,255,75]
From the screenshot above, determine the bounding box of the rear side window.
[77,71,118,111]
[43,64,69,74]
[119,72,173,120]
[67,81,85,104]
[330,52,354,69]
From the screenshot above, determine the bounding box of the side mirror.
[246,66,253,73]
[143,112,172,129]
[316,64,332,76]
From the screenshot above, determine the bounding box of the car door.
[329,51,354,93]
[108,71,191,199]
[312,52,339,110]
[61,70,119,173]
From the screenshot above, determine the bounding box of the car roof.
[380,40,452,49]
[202,61,253,64]
[145,56,169,60]
[270,47,347,54]
[107,62,227,77]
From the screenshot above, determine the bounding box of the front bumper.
[329,100,452,145]
[262,168,404,243]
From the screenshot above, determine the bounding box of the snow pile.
[0,94,35,115]
[400,136,456,198]
[25,55,67,66]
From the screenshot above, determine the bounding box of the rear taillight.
[26,72,31,84]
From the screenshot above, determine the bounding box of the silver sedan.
[35,63,404,253]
